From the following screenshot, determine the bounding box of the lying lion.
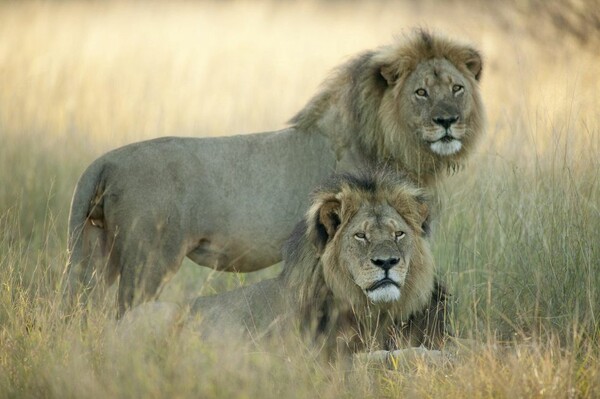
[64,29,484,317]
[120,169,455,363]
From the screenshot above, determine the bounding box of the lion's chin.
[430,138,462,156]
[366,285,401,304]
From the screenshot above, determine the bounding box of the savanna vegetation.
[0,1,598,397]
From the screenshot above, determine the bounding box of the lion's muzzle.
[370,256,400,271]
[432,116,459,130]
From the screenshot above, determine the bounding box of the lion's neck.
[303,106,450,188]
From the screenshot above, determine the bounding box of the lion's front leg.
[116,301,183,342]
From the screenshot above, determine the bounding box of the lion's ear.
[418,202,429,223]
[417,201,431,237]
[380,64,399,86]
[311,199,342,253]
[463,48,483,81]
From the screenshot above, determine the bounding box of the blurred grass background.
[0,0,599,397]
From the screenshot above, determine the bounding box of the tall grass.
[1,1,599,397]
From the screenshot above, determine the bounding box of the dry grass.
[1,1,599,397]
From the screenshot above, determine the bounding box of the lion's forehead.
[345,203,410,234]
[411,59,466,87]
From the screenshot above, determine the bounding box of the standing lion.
[64,29,484,317]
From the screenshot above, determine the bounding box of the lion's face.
[336,202,416,304]
[310,176,429,309]
[401,58,478,157]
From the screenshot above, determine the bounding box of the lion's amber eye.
[394,231,406,241]
[354,232,367,241]
[415,88,428,98]
[452,84,464,93]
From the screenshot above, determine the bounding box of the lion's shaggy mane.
[291,29,484,184]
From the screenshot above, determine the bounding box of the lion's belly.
[184,129,336,271]
[189,194,306,272]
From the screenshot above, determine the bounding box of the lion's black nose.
[370,257,400,271]
[433,116,459,129]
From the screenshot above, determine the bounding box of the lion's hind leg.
[115,223,188,319]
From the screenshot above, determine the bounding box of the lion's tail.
[62,159,108,315]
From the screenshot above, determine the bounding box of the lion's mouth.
[367,278,400,292]
[428,134,458,144]
[439,134,456,143]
